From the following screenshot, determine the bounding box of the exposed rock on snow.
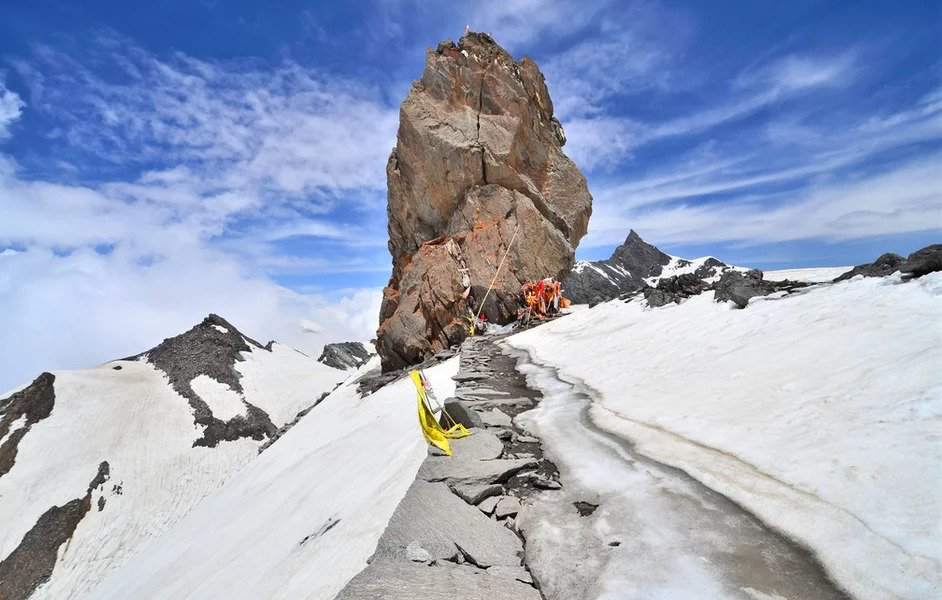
[377,31,593,372]
[901,243,942,277]
[564,230,732,305]
[317,341,374,370]
[833,244,942,282]
[642,273,711,307]
[138,313,276,447]
[0,461,109,600]
[713,269,809,308]
[0,315,347,600]
[563,230,671,304]
[0,372,55,479]
[833,252,905,281]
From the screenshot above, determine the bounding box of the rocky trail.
[339,332,853,599]
[336,335,559,599]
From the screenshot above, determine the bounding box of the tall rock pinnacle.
[377,32,593,371]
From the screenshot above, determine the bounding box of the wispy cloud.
[0,79,24,139]
[0,38,399,390]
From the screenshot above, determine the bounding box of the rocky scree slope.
[0,314,345,600]
[376,31,593,372]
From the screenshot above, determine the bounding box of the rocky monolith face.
[377,32,593,371]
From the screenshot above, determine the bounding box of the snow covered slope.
[506,270,942,600]
[0,315,347,600]
[82,357,458,600]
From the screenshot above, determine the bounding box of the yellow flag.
[411,370,471,457]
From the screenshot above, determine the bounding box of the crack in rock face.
[377,31,593,372]
[0,372,56,480]
[137,314,276,448]
[0,461,110,600]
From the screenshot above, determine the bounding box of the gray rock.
[643,273,710,307]
[517,435,539,444]
[486,565,534,585]
[478,496,500,515]
[901,244,942,278]
[448,429,504,460]
[418,458,536,486]
[693,257,728,279]
[135,314,277,447]
[713,269,808,309]
[495,496,522,519]
[523,473,562,490]
[452,483,503,505]
[317,341,374,370]
[481,408,513,428]
[439,398,483,429]
[405,541,432,563]
[335,558,542,600]
[372,480,522,568]
[834,253,905,282]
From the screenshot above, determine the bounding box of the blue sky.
[0,0,939,389]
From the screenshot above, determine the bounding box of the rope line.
[473,223,519,327]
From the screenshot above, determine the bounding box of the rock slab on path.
[335,558,542,600]
[371,480,523,568]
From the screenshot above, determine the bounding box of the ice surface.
[507,273,942,600]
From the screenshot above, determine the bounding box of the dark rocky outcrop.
[900,244,942,279]
[563,230,672,305]
[377,32,593,372]
[0,461,110,600]
[833,253,905,282]
[833,244,941,282]
[317,342,374,370]
[137,314,277,448]
[642,273,711,308]
[0,372,56,480]
[714,270,810,308]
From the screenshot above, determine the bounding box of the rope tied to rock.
[470,223,519,334]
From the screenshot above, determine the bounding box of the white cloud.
[0,242,383,394]
[0,80,24,139]
[0,41,397,391]
[469,0,609,47]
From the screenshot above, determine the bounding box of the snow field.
[83,356,460,600]
[1,340,347,600]
[507,270,942,600]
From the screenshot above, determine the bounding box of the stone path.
[335,336,560,600]
[338,334,850,600]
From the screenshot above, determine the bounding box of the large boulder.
[900,244,942,278]
[833,245,942,282]
[714,270,810,308]
[833,253,905,282]
[376,32,592,372]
